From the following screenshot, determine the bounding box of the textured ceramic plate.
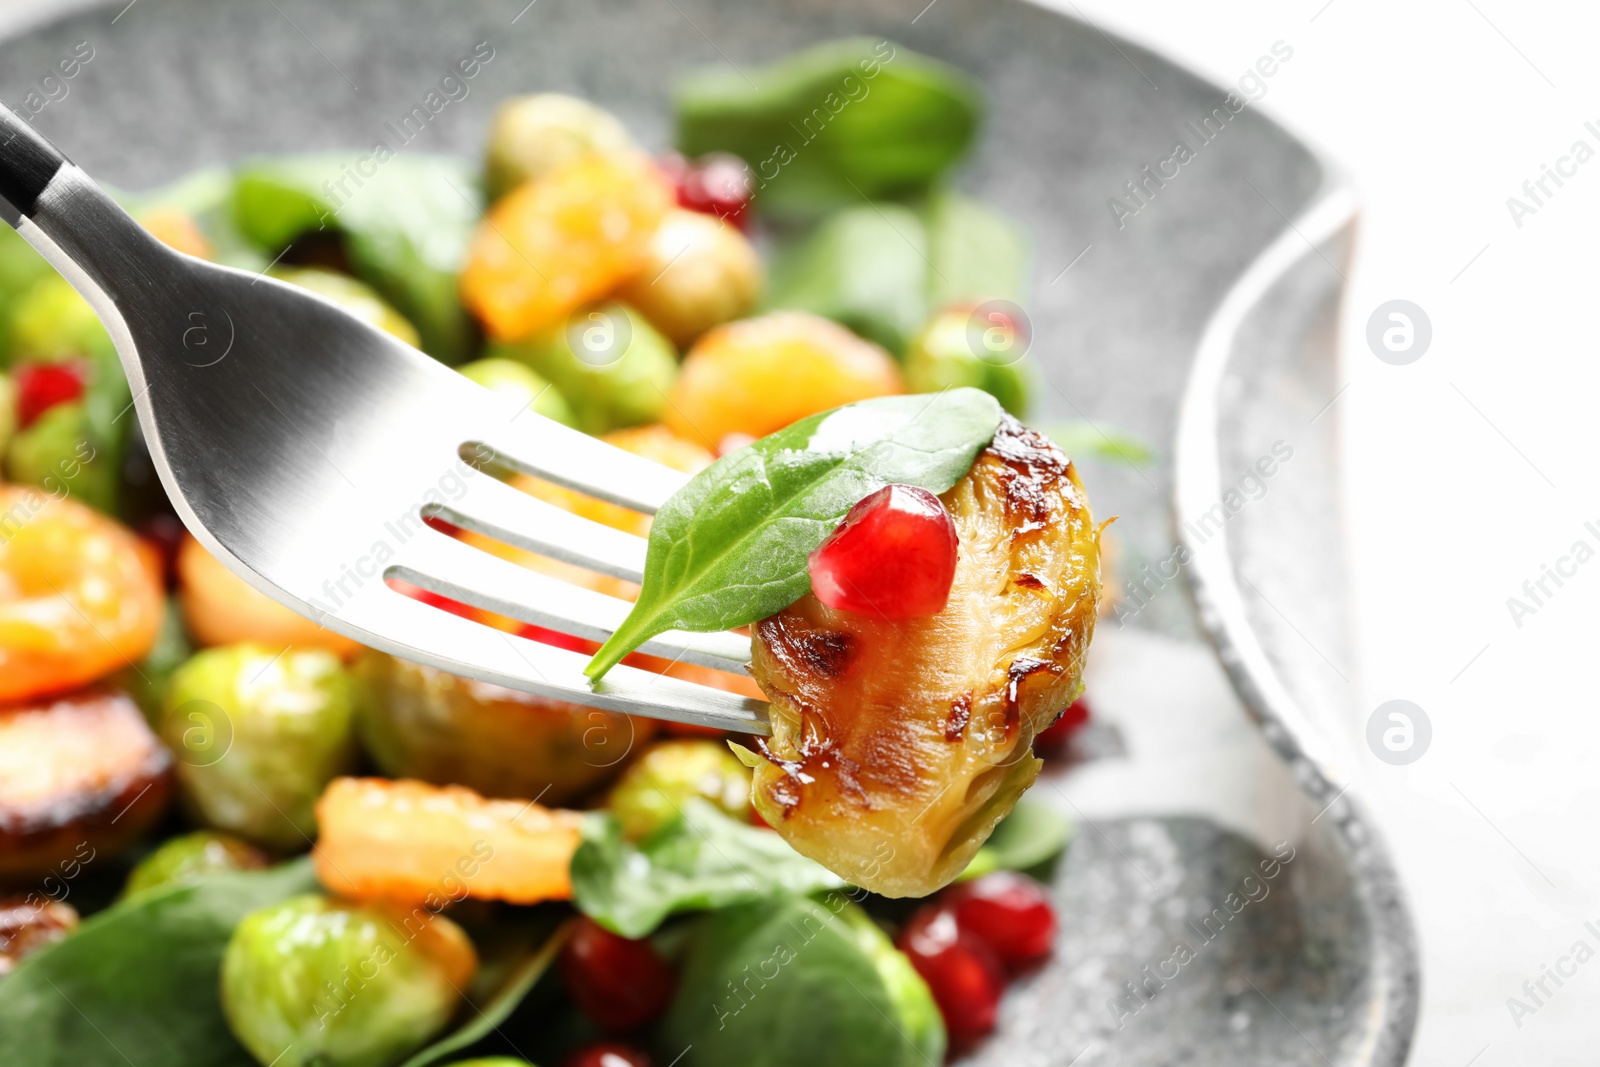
[0,0,1418,1063]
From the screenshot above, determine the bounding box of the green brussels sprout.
[608,740,751,841]
[354,651,650,805]
[485,93,635,200]
[7,275,115,367]
[163,644,358,849]
[5,401,119,514]
[271,266,422,348]
[123,831,269,896]
[662,895,944,1067]
[489,301,676,434]
[904,304,1036,418]
[456,357,578,427]
[440,1061,532,1067]
[618,209,764,348]
[0,225,53,361]
[222,894,476,1067]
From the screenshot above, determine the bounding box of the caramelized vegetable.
[176,533,358,658]
[617,209,762,347]
[743,417,1100,896]
[665,311,903,446]
[0,897,77,976]
[607,740,751,841]
[460,153,673,341]
[0,689,170,879]
[354,650,653,805]
[0,485,164,702]
[313,777,583,905]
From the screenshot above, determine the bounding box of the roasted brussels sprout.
[354,651,651,805]
[0,689,171,880]
[607,740,751,841]
[456,356,578,427]
[489,302,676,435]
[617,209,762,347]
[743,417,1100,897]
[0,897,77,977]
[904,304,1036,418]
[221,894,476,1067]
[271,266,422,347]
[661,895,944,1067]
[163,644,358,850]
[485,93,636,200]
[7,275,114,366]
[122,831,268,896]
[5,401,119,515]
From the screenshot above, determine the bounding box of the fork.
[0,106,768,735]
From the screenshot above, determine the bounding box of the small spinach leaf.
[958,797,1074,881]
[585,388,1002,679]
[571,799,845,938]
[0,859,318,1067]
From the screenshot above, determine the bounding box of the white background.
[1054,0,1600,1062]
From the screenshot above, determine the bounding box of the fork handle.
[0,104,68,226]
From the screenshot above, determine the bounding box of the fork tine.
[470,411,689,515]
[391,527,753,672]
[431,470,647,583]
[338,589,769,734]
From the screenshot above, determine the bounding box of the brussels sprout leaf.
[585,388,1002,680]
[957,797,1074,881]
[571,799,845,938]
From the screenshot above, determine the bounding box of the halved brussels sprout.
[607,739,751,841]
[221,894,476,1067]
[485,93,636,200]
[354,651,652,805]
[162,644,358,850]
[617,209,762,347]
[743,417,1100,897]
[904,304,1036,418]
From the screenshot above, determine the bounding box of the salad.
[0,37,1109,1067]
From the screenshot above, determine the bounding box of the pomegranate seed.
[563,1041,653,1067]
[945,872,1057,968]
[808,485,958,620]
[1034,696,1091,756]
[14,362,86,428]
[663,151,753,230]
[896,904,1004,1044]
[560,916,677,1031]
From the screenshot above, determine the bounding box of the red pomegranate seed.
[663,151,753,230]
[1033,695,1091,756]
[945,872,1057,968]
[896,904,1005,1044]
[560,917,677,1031]
[14,362,86,428]
[808,485,958,620]
[563,1041,653,1067]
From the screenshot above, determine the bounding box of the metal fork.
[0,106,768,734]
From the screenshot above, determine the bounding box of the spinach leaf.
[924,191,1027,309]
[675,38,982,219]
[765,203,929,355]
[0,859,318,1067]
[232,154,482,363]
[660,895,945,1067]
[585,389,1002,679]
[958,797,1074,881]
[399,913,571,1067]
[571,799,845,938]
[1043,420,1156,467]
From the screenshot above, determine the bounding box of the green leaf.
[0,859,318,1067]
[398,914,571,1067]
[1042,420,1156,468]
[958,797,1074,881]
[571,799,845,938]
[923,191,1027,310]
[232,154,482,363]
[660,895,945,1067]
[586,389,1002,679]
[675,38,982,219]
[765,204,929,355]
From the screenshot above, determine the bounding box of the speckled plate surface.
[0,0,1417,1062]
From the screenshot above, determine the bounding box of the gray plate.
[0,0,1417,1063]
